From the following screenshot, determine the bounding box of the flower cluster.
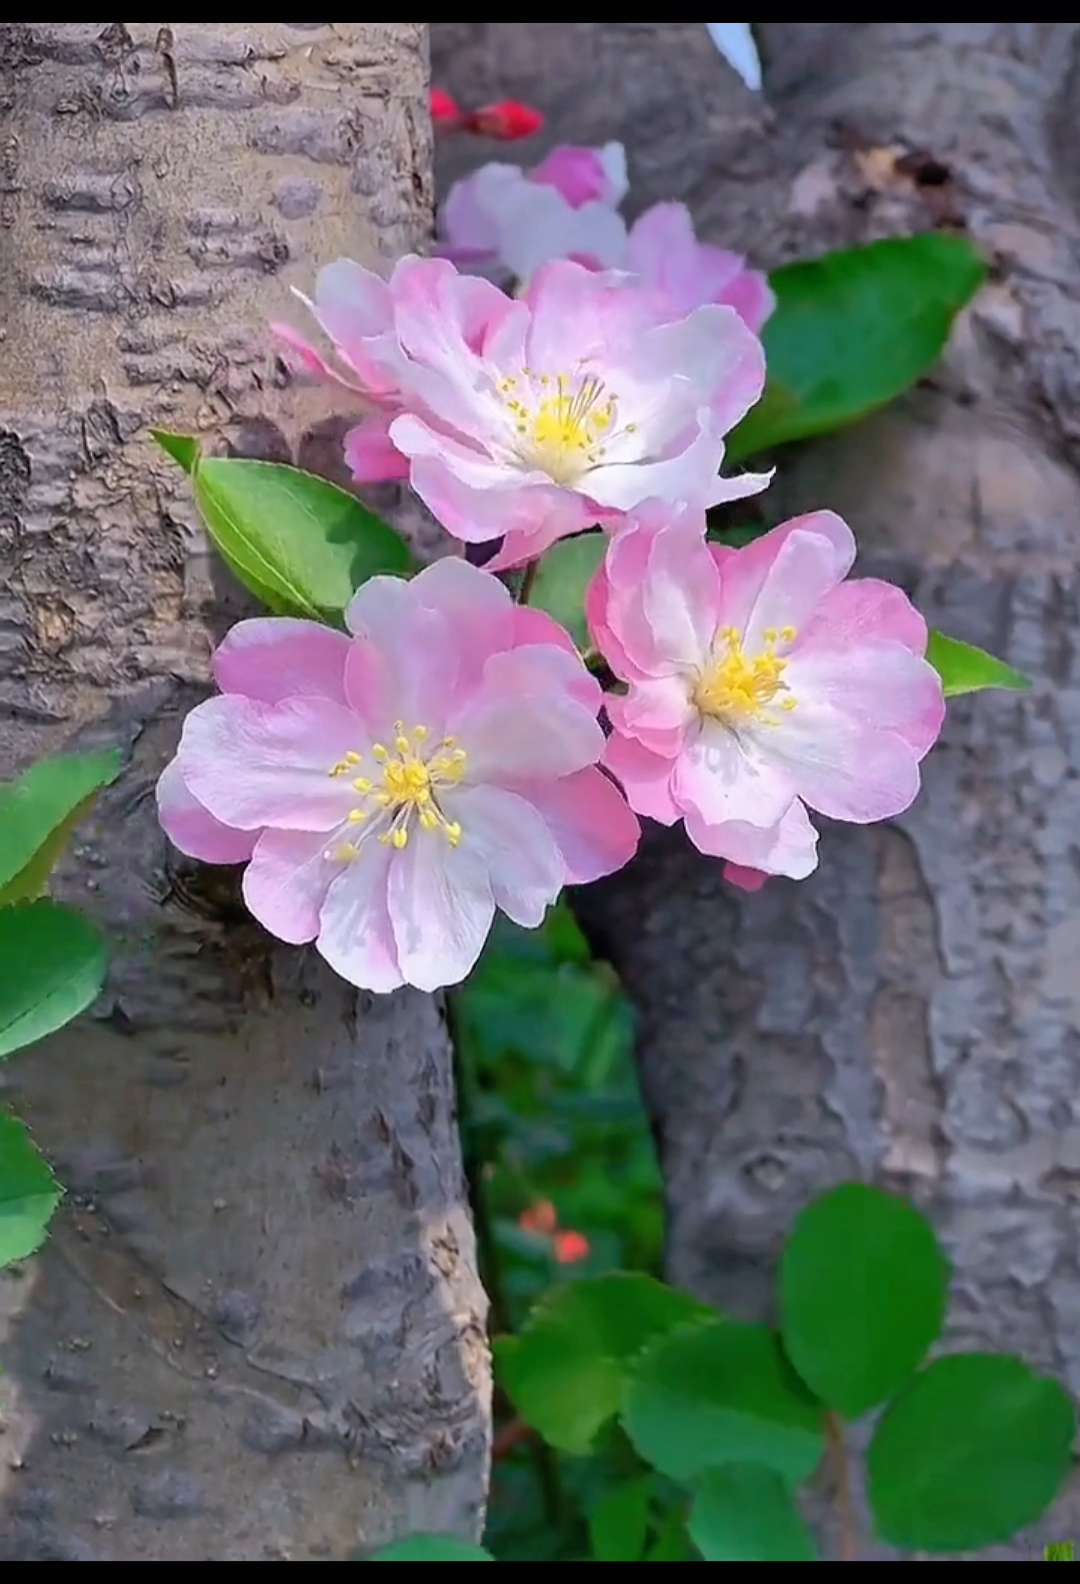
[163,143,945,993]
[437,140,775,333]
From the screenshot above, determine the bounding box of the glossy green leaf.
[495,1273,714,1454]
[0,1112,62,1268]
[589,1478,650,1562]
[728,234,986,460]
[369,1535,494,1561]
[529,533,606,652]
[689,1464,818,1561]
[151,429,200,473]
[926,631,1031,698]
[0,901,107,1059]
[192,459,413,623]
[623,1321,824,1486]
[780,1183,949,1419]
[868,1353,1075,1552]
[0,749,121,899]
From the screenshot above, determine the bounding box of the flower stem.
[827,1411,858,1561]
[518,560,539,606]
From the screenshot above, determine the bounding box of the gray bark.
[0,23,489,1561]
[434,22,1080,1558]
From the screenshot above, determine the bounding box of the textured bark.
[434,22,1080,1557]
[0,23,490,1561]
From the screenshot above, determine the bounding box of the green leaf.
[779,1183,949,1419]
[589,1479,651,1562]
[689,1464,818,1561]
[529,532,605,652]
[0,1112,62,1268]
[0,901,107,1059]
[728,234,986,461]
[151,429,200,473]
[623,1320,824,1486]
[926,631,1031,698]
[868,1353,1076,1552]
[369,1535,494,1561]
[0,749,121,899]
[495,1273,714,1454]
[192,459,413,623]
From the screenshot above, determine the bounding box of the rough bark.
[0,23,489,1561]
[434,22,1080,1557]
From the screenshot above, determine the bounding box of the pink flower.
[331,254,766,568]
[438,149,773,333]
[157,559,639,993]
[591,506,945,888]
[531,145,628,208]
[624,204,775,334]
[438,145,628,280]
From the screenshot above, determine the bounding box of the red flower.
[460,100,545,140]
[553,1230,590,1265]
[430,87,462,128]
[518,1200,558,1236]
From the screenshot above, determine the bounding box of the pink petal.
[439,163,523,261]
[530,143,627,208]
[306,259,400,397]
[444,783,565,927]
[213,618,351,706]
[316,840,403,993]
[785,641,945,759]
[344,415,410,483]
[619,305,766,447]
[800,577,929,656]
[270,321,363,394]
[718,269,776,335]
[724,863,770,892]
[672,719,796,830]
[606,679,695,755]
[180,694,361,831]
[509,766,640,883]
[344,577,460,739]
[683,796,819,879]
[242,826,338,943]
[405,450,593,563]
[495,185,628,283]
[456,647,604,781]
[713,512,856,650]
[410,555,517,690]
[602,732,681,824]
[156,759,258,864]
[387,829,495,991]
[763,701,924,823]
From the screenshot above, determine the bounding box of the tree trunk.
[0,23,489,1562]
[435,22,1080,1556]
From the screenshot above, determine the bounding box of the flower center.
[499,368,632,486]
[326,722,467,861]
[692,626,798,725]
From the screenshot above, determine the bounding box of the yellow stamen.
[327,721,469,859]
[692,626,798,726]
[499,365,628,486]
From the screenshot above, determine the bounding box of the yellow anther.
[372,743,388,762]
[348,809,366,823]
[391,827,409,849]
[353,776,373,793]
[345,750,362,764]
[395,735,411,754]
[692,627,795,726]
